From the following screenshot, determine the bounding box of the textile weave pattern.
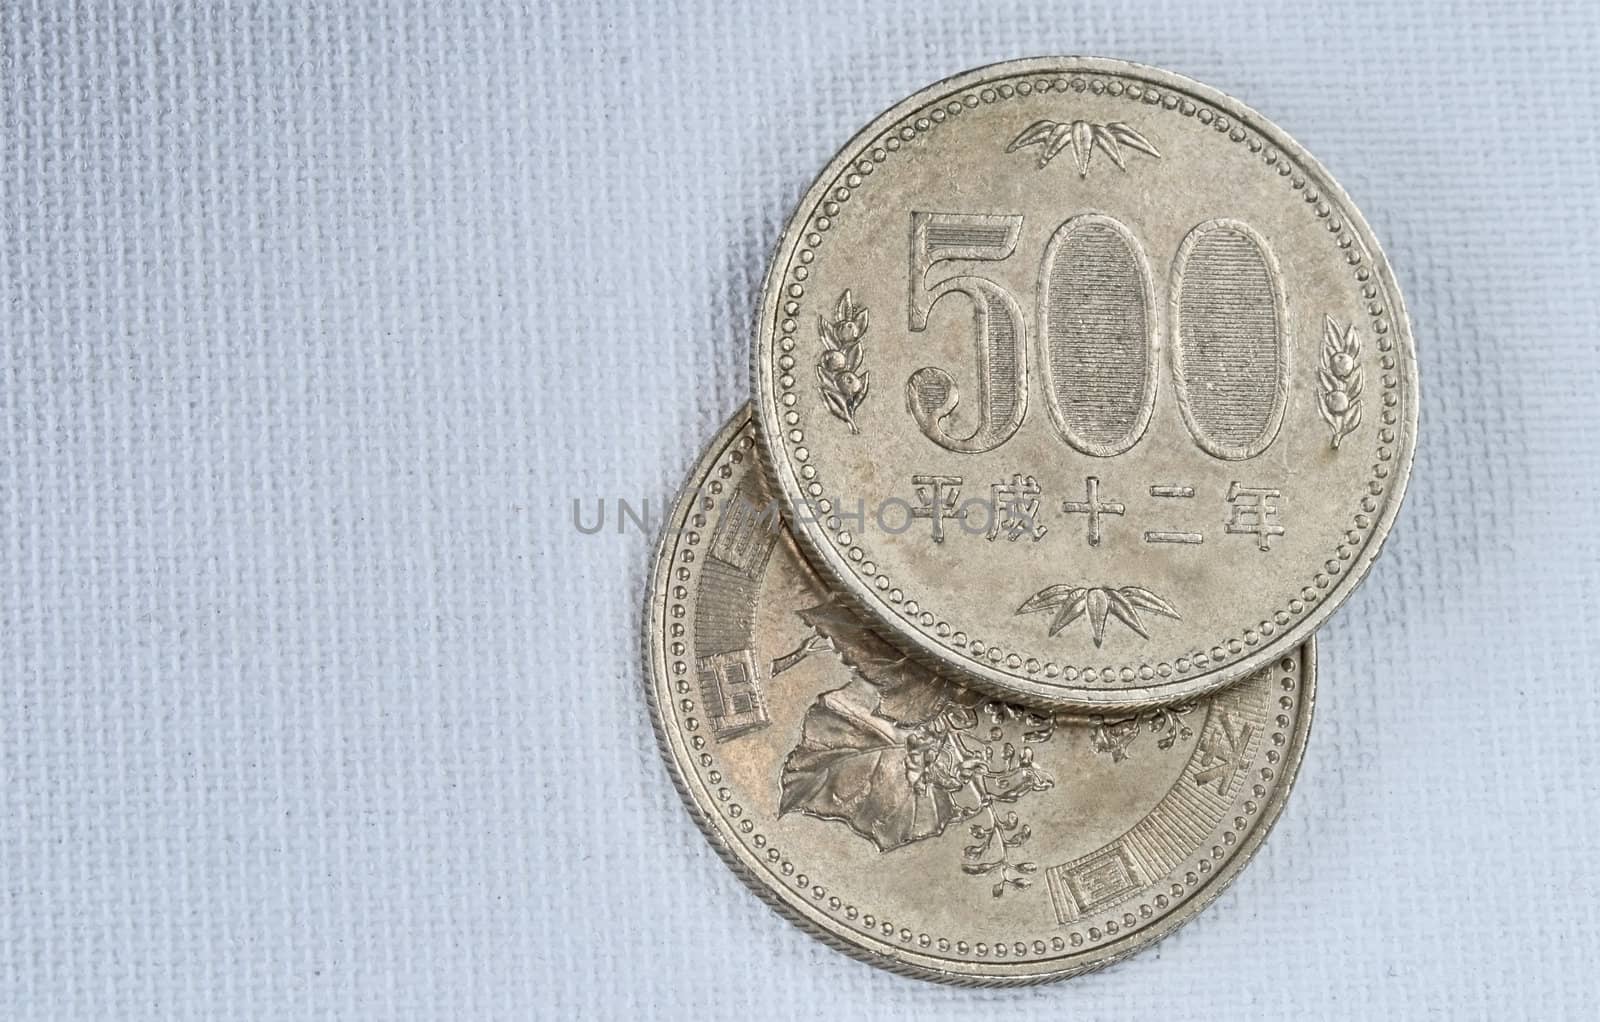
[2,1,1597,1017]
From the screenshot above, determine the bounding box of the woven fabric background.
[4,1,1597,1018]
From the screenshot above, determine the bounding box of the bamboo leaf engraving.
[1091,124,1125,169]
[1007,118,1161,176]
[1015,585,1181,647]
[1109,121,1160,158]
[1317,315,1364,449]
[1070,119,1094,176]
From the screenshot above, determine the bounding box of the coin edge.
[748,54,1414,711]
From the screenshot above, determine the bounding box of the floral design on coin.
[646,406,1317,984]
[1015,584,1180,647]
[1090,703,1197,762]
[815,290,870,434]
[1007,118,1160,175]
[1317,315,1364,449]
[775,599,1056,896]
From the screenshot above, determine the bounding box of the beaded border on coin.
[753,56,1415,710]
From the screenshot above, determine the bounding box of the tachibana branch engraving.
[1317,315,1364,449]
[816,290,870,433]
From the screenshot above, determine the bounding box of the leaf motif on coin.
[1015,584,1181,647]
[779,680,961,852]
[787,597,959,723]
[774,595,1056,895]
[816,289,870,434]
[1006,118,1160,176]
[1090,703,1198,762]
[1316,315,1364,449]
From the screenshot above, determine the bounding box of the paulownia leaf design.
[792,597,962,724]
[772,591,1054,892]
[779,681,961,852]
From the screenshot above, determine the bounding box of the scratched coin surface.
[645,407,1314,984]
[752,57,1414,709]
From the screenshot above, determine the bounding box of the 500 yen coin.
[753,57,1414,709]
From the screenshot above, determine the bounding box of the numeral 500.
[906,211,1288,461]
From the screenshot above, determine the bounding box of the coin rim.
[643,404,1319,985]
[750,55,1415,711]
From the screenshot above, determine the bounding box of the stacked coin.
[644,57,1416,984]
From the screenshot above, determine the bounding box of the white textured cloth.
[3,1,1597,1017]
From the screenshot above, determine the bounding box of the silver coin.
[752,57,1414,709]
[644,406,1314,984]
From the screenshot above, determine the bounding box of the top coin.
[753,57,1417,710]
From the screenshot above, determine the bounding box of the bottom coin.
[643,406,1316,985]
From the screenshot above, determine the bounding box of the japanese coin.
[752,57,1415,709]
[644,406,1314,984]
